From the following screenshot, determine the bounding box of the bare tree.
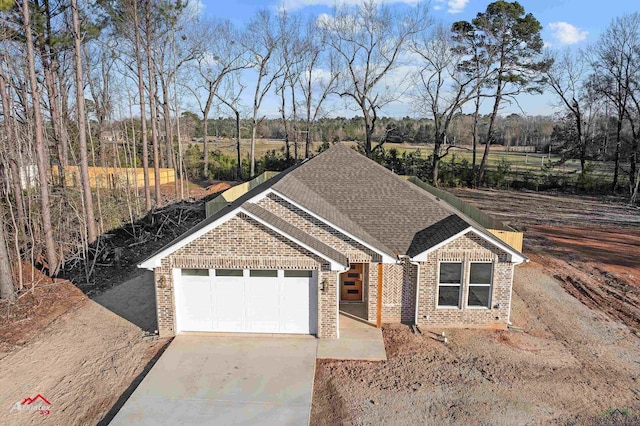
[215,73,246,179]
[411,24,485,186]
[322,0,430,157]
[145,0,161,204]
[21,0,57,273]
[0,54,26,232]
[131,0,152,211]
[192,19,248,178]
[298,17,339,158]
[72,0,97,243]
[243,9,283,177]
[546,49,594,176]
[590,13,640,200]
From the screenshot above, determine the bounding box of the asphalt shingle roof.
[140,142,522,267]
[273,143,478,257]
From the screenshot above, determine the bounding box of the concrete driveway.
[110,335,318,426]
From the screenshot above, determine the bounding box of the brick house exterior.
[140,144,526,339]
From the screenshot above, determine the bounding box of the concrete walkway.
[317,313,387,361]
[110,335,317,426]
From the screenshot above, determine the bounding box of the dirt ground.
[450,188,640,333]
[312,189,640,425]
[0,273,167,426]
[311,264,640,425]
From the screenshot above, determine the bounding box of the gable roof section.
[271,143,524,261]
[272,177,397,257]
[242,203,348,268]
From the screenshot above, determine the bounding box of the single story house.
[140,143,527,339]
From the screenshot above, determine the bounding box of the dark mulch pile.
[60,195,219,297]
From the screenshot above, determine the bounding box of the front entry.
[340,263,364,301]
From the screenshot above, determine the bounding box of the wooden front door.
[340,263,364,301]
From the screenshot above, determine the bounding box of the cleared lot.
[311,264,640,425]
[0,273,166,426]
[451,188,640,332]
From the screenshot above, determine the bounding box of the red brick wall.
[153,196,516,336]
[415,232,514,329]
[154,213,338,338]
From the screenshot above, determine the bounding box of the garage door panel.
[213,278,245,332]
[179,278,213,332]
[280,278,311,334]
[245,280,280,332]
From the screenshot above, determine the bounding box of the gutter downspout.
[507,256,528,325]
[377,263,383,328]
[399,255,421,326]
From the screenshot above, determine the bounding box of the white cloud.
[282,0,420,11]
[548,22,588,45]
[186,0,204,17]
[434,0,468,14]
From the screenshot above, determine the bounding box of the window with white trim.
[467,263,492,308]
[438,262,462,308]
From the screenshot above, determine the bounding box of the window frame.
[249,269,278,278]
[436,261,463,309]
[466,261,493,309]
[283,270,313,278]
[214,268,244,277]
[181,268,210,277]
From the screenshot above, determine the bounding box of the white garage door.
[175,268,318,335]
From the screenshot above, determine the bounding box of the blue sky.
[192,0,639,118]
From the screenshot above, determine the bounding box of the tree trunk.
[364,111,374,158]
[432,135,442,187]
[133,0,152,211]
[72,0,97,244]
[0,203,14,302]
[290,83,298,160]
[235,110,241,179]
[471,87,481,188]
[41,0,67,186]
[22,0,57,273]
[0,65,26,232]
[612,116,622,192]
[161,81,174,169]
[145,1,162,205]
[478,81,503,183]
[629,137,638,200]
[202,87,213,179]
[632,168,640,205]
[250,122,257,177]
[280,84,290,159]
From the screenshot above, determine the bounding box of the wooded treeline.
[0,0,639,300]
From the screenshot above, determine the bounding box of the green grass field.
[201,138,617,180]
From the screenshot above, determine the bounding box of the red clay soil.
[311,264,640,425]
[0,268,87,353]
[450,188,640,332]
